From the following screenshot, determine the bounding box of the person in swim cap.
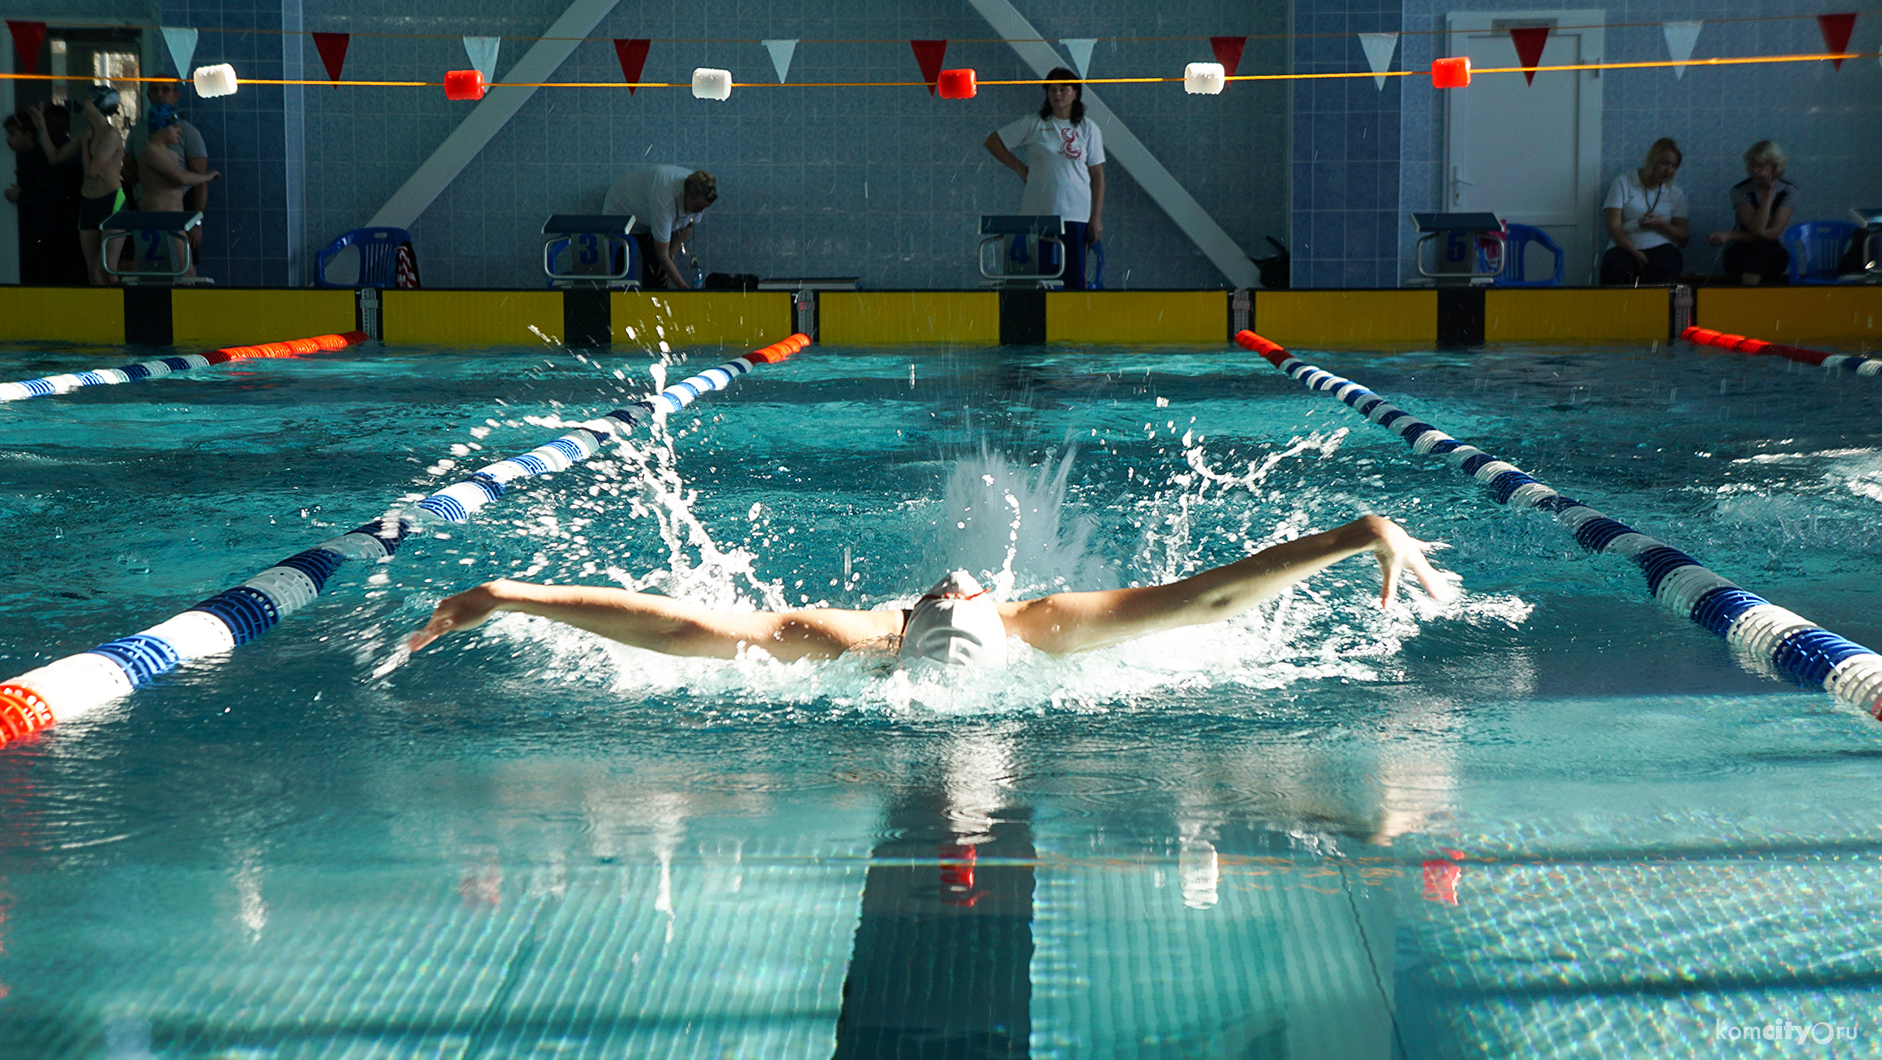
[409,514,1452,667]
[899,570,1008,668]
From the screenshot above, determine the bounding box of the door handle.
[1450,166,1476,206]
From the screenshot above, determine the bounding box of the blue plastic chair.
[1783,221,1860,284]
[315,227,414,288]
[1493,223,1566,286]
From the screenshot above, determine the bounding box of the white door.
[1445,11,1604,283]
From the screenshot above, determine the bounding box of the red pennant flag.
[312,32,350,87]
[1818,12,1857,69]
[614,38,651,95]
[7,21,46,76]
[910,39,947,94]
[1510,26,1550,84]
[1210,36,1247,78]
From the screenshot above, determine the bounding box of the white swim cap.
[900,570,1008,669]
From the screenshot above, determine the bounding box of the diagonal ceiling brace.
[964,0,1262,289]
[366,0,622,230]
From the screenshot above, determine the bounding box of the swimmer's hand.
[1362,515,1456,606]
[407,580,509,651]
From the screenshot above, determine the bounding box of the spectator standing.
[30,88,123,286]
[5,110,85,285]
[1706,141,1796,285]
[983,67,1106,290]
[1599,137,1688,286]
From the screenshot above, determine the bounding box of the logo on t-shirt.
[1057,124,1082,161]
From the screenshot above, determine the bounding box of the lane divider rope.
[1682,326,1882,377]
[1235,329,1882,719]
[0,331,369,403]
[0,334,810,747]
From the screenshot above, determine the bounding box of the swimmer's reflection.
[834,731,1032,1060]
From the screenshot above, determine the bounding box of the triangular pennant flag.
[1509,26,1550,84]
[463,36,499,83]
[1661,21,1701,80]
[1357,32,1398,89]
[1210,36,1246,78]
[6,21,45,76]
[617,38,654,95]
[1818,12,1857,70]
[761,39,796,83]
[910,40,947,94]
[312,32,350,87]
[160,26,199,81]
[614,38,651,94]
[1061,38,1096,79]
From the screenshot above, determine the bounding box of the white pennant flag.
[761,39,797,84]
[463,36,500,83]
[1663,21,1702,80]
[1061,38,1096,79]
[160,27,199,81]
[1357,32,1398,89]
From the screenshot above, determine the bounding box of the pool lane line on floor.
[1235,329,1882,720]
[1682,326,1882,377]
[0,330,369,402]
[0,334,811,747]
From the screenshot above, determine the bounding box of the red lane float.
[1681,325,1880,375]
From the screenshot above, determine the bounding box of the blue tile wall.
[1291,0,1402,288]
[144,0,1287,289]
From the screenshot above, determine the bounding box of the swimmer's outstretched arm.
[406,580,901,662]
[997,514,1450,655]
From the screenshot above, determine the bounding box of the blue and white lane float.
[1682,326,1882,377]
[0,334,811,746]
[1234,329,1882,719]
[0,331,368,402]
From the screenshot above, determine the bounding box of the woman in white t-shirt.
[1599,137,1689,286]
[983,67,1106,290]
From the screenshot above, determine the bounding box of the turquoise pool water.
[1,338,1880,1057]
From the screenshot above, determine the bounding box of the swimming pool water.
[1,338,1880,1057]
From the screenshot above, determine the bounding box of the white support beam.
[964,0,1262,289]
[365,0,621,230]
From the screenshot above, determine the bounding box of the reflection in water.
[836,730,1034,1059]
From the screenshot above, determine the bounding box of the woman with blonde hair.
[1706,140,1796,285]
[1600,137,1688,285]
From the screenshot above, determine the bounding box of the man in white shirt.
[601,166,716,289]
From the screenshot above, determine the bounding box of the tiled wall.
[141,0,1287,290]
[1290,0,1402,288]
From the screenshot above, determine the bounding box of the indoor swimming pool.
[1,335,1879,1058]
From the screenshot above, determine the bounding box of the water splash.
[453,428,1505,716]
[932,444,1109,597]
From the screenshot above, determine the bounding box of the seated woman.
[1599,138,1688,286]
[1706,140,1796,285]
